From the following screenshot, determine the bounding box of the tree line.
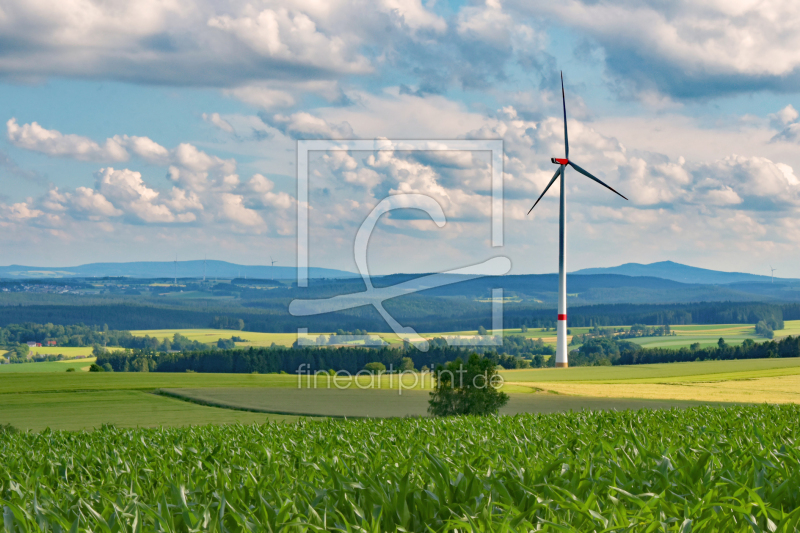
[572,335,800,366]
[96,338,544,374]
[0,300,791,333]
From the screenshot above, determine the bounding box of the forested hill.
[573,260,785,285]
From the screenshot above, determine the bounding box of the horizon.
[0,258,788,281]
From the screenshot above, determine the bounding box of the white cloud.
[7,118,128,162]
[217,193,265,229]
[207,7,371,74]
[381,0,446,33]
[508,0,800,97]
[224,87,296,111]
[265,112,354,139]
[202,113,235,134]
[69,187,123,218]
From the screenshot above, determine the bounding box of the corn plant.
[1,405,799,532]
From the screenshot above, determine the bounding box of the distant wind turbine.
[203,256,207,282]
[174,254,178,286]
[770,266,777,284]
[527,72,628,368]
[271,257,277,281]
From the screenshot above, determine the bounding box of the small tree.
[477,326,488,336]
[399,357,415,371]
[428,353,509,416]
[363,362,386,374]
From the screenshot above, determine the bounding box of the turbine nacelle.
[551,158,569,165]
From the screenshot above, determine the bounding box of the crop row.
[1,405,799,532]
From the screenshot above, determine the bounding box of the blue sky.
[1,0,799,277]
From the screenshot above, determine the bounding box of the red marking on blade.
[558,314,567,320]
[554,158,569,165]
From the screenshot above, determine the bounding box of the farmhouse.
[26,341,42,347]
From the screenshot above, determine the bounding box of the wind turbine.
[770,266,777,283]
[203,256,207,282]
[174,254,178,287]
[270,257,277,281]
[527,72,628,368]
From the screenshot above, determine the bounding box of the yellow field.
[520,375,800,404]
[130,329,299,347]
[28,346,95,357]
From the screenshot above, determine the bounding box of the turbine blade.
[561,71,569,160]
[528,166,562,215]
[568,161,628,200]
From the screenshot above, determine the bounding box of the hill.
[572,260,785,285]
[0,260,357,280]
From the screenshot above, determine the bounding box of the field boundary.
[154,389,347,419]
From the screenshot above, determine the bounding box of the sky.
[1,0,799,277]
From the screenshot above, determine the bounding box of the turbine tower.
[527,72,628,368]
[174,254,178,286]
[203,256,207,282]
[270,257,277,281]
[770,266,777,283]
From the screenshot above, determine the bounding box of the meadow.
[0,357,95,373]
[129,320,800,350]
[1,405,798,531]
[1,357,799,430]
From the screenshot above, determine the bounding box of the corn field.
[1,405,799,532]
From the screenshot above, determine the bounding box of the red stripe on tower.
[558,314,567,320]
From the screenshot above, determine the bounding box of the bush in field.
[428,353,509,416]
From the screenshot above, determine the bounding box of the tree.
[399,357,414,371]
[428,353,509,416]
[363,362,386,374]
[89,363,104,372]
[477,326,488,336]
[718,337,727,349]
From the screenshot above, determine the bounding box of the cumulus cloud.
[7,118,128,162]
[202,113,235,133]
[507,0,800,98]
[207,7,371,74]
[0,0,446,87]
[263,112,354,139]
[770,105,800,142]
[695,155,800,209]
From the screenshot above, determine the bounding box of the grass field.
[162,387,721,419]
[130,322,799,350]
[0,357,96,373]
[0,391,296,431]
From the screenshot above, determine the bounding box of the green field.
[0,391,296,431]
[0,357,96,373]
[1,405,798,531]
[130,322,799,350]
[163,387,720,419]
